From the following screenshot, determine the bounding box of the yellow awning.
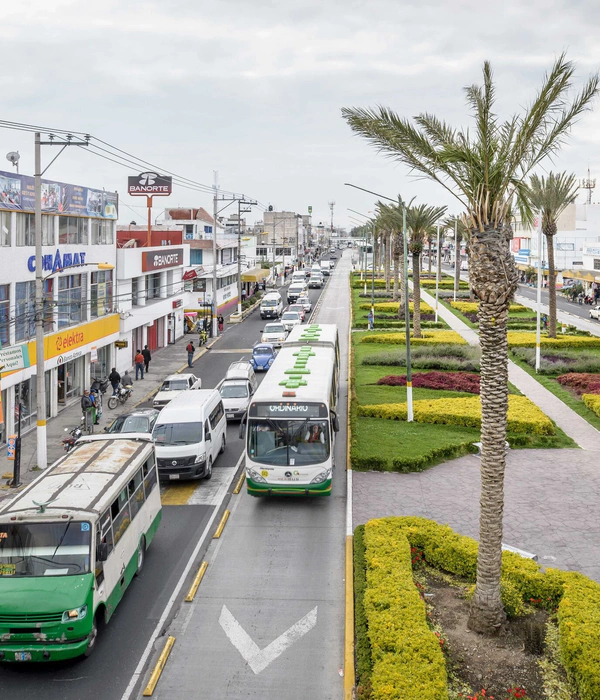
[241,267,270,283]
[562,269,600,283]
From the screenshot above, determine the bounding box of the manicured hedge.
[356,517,600,700]
[582,393,600,416]
[508,332,600,349]
[361,331,467,346]
[376,371,480,394]
[354,526,372,700]
[359,301,433,313]
[450,301,528,314]
[421,279,469,290]
[352,441,479,473]
[355,321,446,330]
[362,519,448,700]
[358,395,555,435]
[557,373,600,395]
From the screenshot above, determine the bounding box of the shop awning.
[184,312,198,317]
[241,267,270,283]
[562,269,600,283]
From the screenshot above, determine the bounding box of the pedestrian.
[542,313,548,330]
[108,367,120,395]
[142,345,151,373]
[218,314,224,333]
[187,340,195,367]
[81,390,94,431]
[134,349,145,380]
[241,288,247,302]
[367,308,374,331]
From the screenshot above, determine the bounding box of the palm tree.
[406,204,447,337]
[526,172,578,337]
[342,55,598,634]
[445,215,470,297]
[376,200,406,305]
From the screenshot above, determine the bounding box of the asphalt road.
[516,283,600,323]
[0,259,334,700]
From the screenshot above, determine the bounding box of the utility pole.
[35,131,88,471]
[236,198,256,314]
[212,172,219,338]
[328,201,335,249]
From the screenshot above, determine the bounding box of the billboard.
[141,248,184,271]
[127,172,172,196]
[0,169,118,219]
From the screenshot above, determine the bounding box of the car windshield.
[154,422,202,445]
[107,415,152,433]
[220,384,249,399]
[160,379,189,392]
[282,313,298,320]
[262,300,277,307]
[289,306,303,313]
[265,325,284,334]
[248,419,330,466]
[254,347,273,356]
[0,521,91,577]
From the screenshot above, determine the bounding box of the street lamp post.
[435,224,441,323]
[535,213,543,372]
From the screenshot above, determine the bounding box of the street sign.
[6,435,17,461]
[127,172,173,196]
[0,346,30,373]
[308,206,312,214]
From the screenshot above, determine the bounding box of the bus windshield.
[0,521,92,577]
[248,419,330,466]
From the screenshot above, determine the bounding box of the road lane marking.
[161,482,198,506]
[209,348,254,353]
[162,466,239,506]
[219,605,318,674]
[120,451,245,700]
[142,636,175,696]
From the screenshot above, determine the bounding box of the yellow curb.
[185,561,208,603]
[2,472,13,480]
[213,510,230,538]
[233,473,245,494]
[142,636,176,696]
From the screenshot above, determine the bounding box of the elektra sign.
[141,248,183,272]
[28,249,86,273]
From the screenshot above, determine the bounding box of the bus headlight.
[62,605,87,623]
[248,468,267,484]
[310,470,331,484]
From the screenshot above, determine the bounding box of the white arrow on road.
[219,605,318,674]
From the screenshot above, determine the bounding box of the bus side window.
[143,456,157,496]
[111,487,131,546]
[129,468,145,520]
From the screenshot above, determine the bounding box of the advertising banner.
[127,172,173,196]
[0,169,118,219]
[0,345,31,373]
[141,248,183,271]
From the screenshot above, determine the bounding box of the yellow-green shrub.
[508,332,600,349]
[450,301,529,314]
[359,301,433,313]
[358,395,555,435]
[359,516,600,700]
[582,393,600,417]
[360,330,467,346]
[363,519,448,700]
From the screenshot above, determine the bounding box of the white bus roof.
[0,435,154,520]
[250,340,335,405]
[285,323,338,348]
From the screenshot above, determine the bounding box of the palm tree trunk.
[467,223,518,635]
[392,233,400,301]
[412,252,422,338]
[546,233,557,338]
[454,235,461,297]
[384,233,391,292]
[428,238,433,276]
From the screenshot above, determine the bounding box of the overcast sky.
[2,0,600,230]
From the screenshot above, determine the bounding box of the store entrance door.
[147,320,158,351]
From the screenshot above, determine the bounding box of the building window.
[91,270,113,318]
[221,248,233,264]
[15,281,35,340]
[59,216,89,245]
[191,249,203,265]
[42,215,54,246]
[0,285,9,346]
[0,211,10,246]
[132,277,139,306]
[16,213,35,246]
[147,273,161,300]
[91,220,114,245]
[204,225,213,234]
[57,274,86,329]
[256,247,267,256]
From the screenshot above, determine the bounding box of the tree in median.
[342,55,598,634]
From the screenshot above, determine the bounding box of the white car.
[297,294,312,313]
[281,311,302,331]
[261,322,288,347]
[153,373,202,408]
[590,305,600,320]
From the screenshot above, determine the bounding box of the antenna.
[581,167,596,205]
[6,151,20,173]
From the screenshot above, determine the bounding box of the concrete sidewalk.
[418,285,600,452]
[0,330,222,499]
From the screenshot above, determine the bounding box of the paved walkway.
[418,285,600,452]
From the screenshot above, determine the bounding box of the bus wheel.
[84,616,99,658]
[135,536,146,576]
[205,458,213,480]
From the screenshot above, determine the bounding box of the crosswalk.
[161,465,239,506]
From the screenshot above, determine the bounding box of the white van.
[218,361,258,420]
[260,292,283,320]
[291,270,306,284]
[320,260,330,276]
[287,283,307,304]
[152,390,227,481]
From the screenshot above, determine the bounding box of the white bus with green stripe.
[242,324,340,496]
[0,434,161,662]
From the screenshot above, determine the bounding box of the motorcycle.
[107,383,133,410]
[62,420,85,453]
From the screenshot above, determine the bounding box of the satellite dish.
[6,151,20,166]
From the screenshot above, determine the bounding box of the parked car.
[104,408,160,434]
[297,294,312,313]
[281,310,302,331]
[261,322,288,347]
[590,305,600,320]
[252,342,278,371]
[288,303,306,321]
[153,373,202,408]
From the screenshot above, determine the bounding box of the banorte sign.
[127,172,173,196]
[142,248,184,272]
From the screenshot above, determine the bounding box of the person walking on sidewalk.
[134,350,145,380]
[187,340,195,368]
[108,367,120,395]
[367,308,374,331]
[218,314,224,333]
[142,345,151,374]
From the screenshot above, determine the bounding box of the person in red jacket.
[134,350,145,380]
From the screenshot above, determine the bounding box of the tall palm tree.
[342,55,598,634]
[376,200,406,305]
[526,172,578,337]
[445,215,470,297]
[406,203,447,337]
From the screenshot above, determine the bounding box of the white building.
[0,169,118,444]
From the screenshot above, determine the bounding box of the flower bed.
[510,347,600,374]
[582,394,600,417]
[556,373,600,395]
[358,395,555,435]
[362,345,480,371]
[508,332,600,349]
[355,516,600,700]
[422,279,469,290]
[376,371,480,394]
[359,301,433,313]
[361,330,467,346]
[450,301,528,315]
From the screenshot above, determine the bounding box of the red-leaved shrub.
[376,371,480,394]
[556,373,600,395]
